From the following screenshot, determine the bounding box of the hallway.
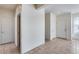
[27,38,79,54]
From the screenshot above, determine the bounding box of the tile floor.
[0,43,20,54]
[27,38,79,54]
[0,38,79,54]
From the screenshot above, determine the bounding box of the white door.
[1,19,12,43]
[56,16,67,39]
[0,10,15,44]
[1,15,13,44]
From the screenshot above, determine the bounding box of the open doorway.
[72,14,79,40]
[17,13,21,52]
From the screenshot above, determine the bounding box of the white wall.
[50,13,56,40]
[0,8,15,43]
[45,13,56,40]
[66,13,71,40]
[56,13,71,40]
[21,4,45,53]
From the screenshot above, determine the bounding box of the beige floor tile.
[27,38,79,54]
[0,43,20,54]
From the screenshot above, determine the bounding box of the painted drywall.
[50,13,56,40]
[56,13,71,40]
[45,13,56,40]
[66,13,71,40]
[21,4,45,53]
[56,14,66,38]
[0,8,15,43]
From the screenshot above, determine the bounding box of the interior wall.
[45,13,56,40]
[56,13,71,40]
[21,4,45,53]
[56,14,66,38]
[66,13,71,40]
[50,13,56,40]
[0,8,15,43]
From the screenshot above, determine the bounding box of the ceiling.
[1,4,79,14]
[45,4,79,14]
[0,4,17,11]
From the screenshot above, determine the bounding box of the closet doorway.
[0,11,15,45]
